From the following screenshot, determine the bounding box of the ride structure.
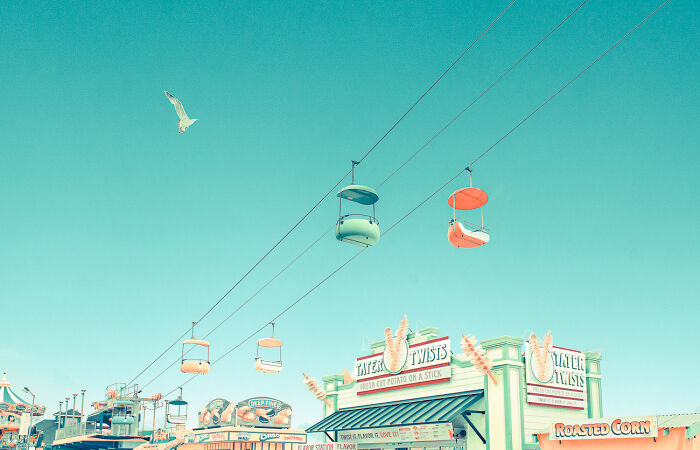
[51,383,151,449]
[447,168,490,248]
[0,373,46,450]
[336,161,380,247]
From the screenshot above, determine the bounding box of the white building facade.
[307,326,602,450]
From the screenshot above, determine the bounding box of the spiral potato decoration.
[461,333,497,384]
[302,372,332,408]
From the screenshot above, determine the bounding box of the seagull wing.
[164,91,190,121]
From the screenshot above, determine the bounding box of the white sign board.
[186,431,307,444]
[525,342,586,409]
[299,444,356,450]
[337,423,454,444]
[19,413,30,436]
[354,337,451,395]
[550,416,657,440]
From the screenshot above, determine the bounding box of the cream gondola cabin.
[255,323,283,373]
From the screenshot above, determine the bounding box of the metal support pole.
[80,390,86,422]
[28,392,35,445]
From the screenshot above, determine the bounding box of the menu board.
[337,423,454,444]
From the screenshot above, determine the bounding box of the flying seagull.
[164,91,198,134]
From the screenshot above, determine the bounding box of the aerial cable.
[138,225,335,392]
[126,1,517,388]
[161,0,668,398]
[354,0,517,166]
[378,0,589,188]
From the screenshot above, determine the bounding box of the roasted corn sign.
[550,416,658,440]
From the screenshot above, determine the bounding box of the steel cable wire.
[162,0,669,398]
[127,1,517,388]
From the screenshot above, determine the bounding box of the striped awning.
[0,373,46,416]
[0,379,30,405]
[306,391,484,433]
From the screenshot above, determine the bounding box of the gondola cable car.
[336,161,380,247]
[165,387,188,426]
[448,168,490,248]
[180,322,210,374]
[255,322,283,373]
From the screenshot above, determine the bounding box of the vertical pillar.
[584,351,603,418]
[481,336,525,450]
[322,375,343,442]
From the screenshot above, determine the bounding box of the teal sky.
[1,0,698,430]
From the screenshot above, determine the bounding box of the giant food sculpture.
[384,315,409,372]
[460,334,497,385]
[529,331,553,381]
[302,373,332,408]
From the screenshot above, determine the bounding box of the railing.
[54,422,103,441]
[450,218,490,234]
[337,213,379,224]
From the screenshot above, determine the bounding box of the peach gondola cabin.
[181,323,210,374]
[447,168,490,248]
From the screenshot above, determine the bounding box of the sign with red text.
[337,423,454,444]
[525,342,586,409]
[550,416,657,440]
[299,443,356,450]
[185,431,307,444]
[354,337,451,395]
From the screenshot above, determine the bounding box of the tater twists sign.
[525,341,586,409]
[354,337,451,395]
[550,416,658,440]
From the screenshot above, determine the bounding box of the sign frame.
[525,342,586,410]
[549,416,658,440]
[354,336,451,395]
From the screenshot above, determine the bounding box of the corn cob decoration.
[302,372,332,408]
[461,334,497,385]
[342,368,354,385]
[530,333,544,377]
[385,315,409,372]
[530,331,553,381]
[384,328,398,371]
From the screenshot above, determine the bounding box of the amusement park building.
[306,326,700,450]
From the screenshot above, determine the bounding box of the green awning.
[306,391,484,433]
